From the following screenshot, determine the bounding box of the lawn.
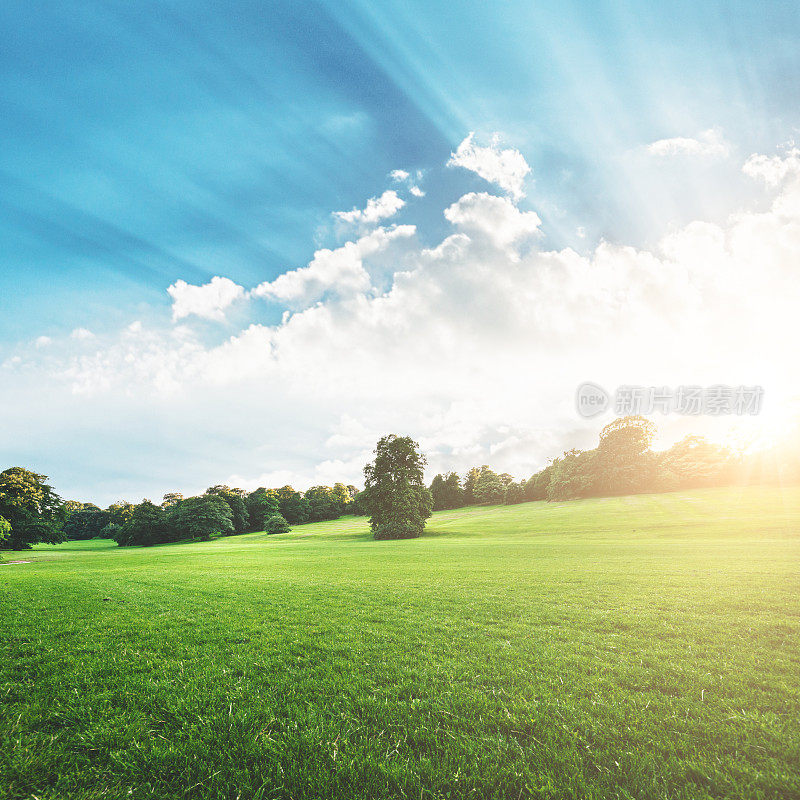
[1,486,799,799]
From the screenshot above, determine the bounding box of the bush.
[265,514,291,535]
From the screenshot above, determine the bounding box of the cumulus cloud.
[251,225,416,307]
[333,190,405,225]
[70,327,94,340]
[6,145,800,501]
[647,128,730,158]
[448,133,531,200]
[444,192,542,248]
[742,147,800,186]
[167,276,245,321]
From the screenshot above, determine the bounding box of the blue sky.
[2,1,800,502]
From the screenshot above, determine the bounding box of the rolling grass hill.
[2,486,799,799]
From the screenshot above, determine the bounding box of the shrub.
[265,514,291,535]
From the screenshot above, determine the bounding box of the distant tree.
[276,486,311,525]
[264,514,291,535]
[161,492,184,508]
[524,465,553,501]
[62,507,111,540]
[504,482,526,504]
[63,500,85,516]
[430,472,464,510]
[474,466,506,505]
[171,495,233,541]
[100,522,121,540]
[304,486,341,522]
[659,435,734,489]
[363,435,433,540]
[463,467,481,506]
[592,415,658,496]
[107,501,135,527]
[546,449,597,500]
[115,500,169,547]
[205,485,249,533]
[350,489,370,516]
[331,482,356,514]
[246,488,280,531]
[0,467,65,549]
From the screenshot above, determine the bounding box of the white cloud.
[742,147,800,187]
[35,336,51,348]
[443,192,542,248]
[647,128,730,158]
[410,185,425,197]
[448,133,531,200]
[251,225,416,307]
[389,169,410,182]
[167,276,245,321]
[6,145,800,501]
[333,190,405,225]
[70,327,94,340]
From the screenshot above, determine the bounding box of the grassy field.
[2,486,799,800]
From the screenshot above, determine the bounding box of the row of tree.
[4,416,799,548]
[0,471,362,549]
[428,415,800,508]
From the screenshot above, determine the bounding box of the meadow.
[1,486,799,800]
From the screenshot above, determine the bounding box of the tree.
[474,466,506,505]
[592,415,658,496]
[546,449,597,500]
[524,465,553,501]
[659,435,734,489]
[430,472,464,510]
[171,495,233,541]
[504,482,526,504]
[463,467,481,506]
[114,500,169,547]
[0,516,10,548]
[107,501,135,527]
[264,514,291,535]
[276,486,311,525]
[363,435,432,540]
[332,482,355,514]
[246,488,280,531]
[0,467,65,549]
[161,492,184,508]
[304,486,341,522]
[205,485,249,533]
[62,507,111,540]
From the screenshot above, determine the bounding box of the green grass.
[2,486,799,800]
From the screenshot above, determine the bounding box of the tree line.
[0,475,364,550]
[3,415,798,549]
[427,415,800,509]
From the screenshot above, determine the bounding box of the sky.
[2,0,800,504]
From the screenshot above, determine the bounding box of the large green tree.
[276,486,311,525]
[171,495,234,541]
[304,486,341,522]
[363,435,432,540]
[246,488,280,531]
[0,467,65,549]
[474,466,507,505]
[114,500,169,547]
[205,485,249,533]
[592,415,658,496]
